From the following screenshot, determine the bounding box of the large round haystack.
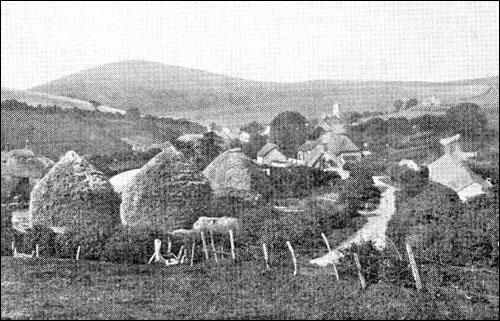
[120,149,212,231]
[3,151,54,179]
[29,151,120,232]
[202,148,270,197]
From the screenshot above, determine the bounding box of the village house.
[297,132,361,179]
[1,148,54,201]
[428,134,491,202]
[121,136,179,153]
[256,142,289,167]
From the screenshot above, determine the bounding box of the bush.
[306,199,354,231]
[1,206,14,256]
[55,226,114,260]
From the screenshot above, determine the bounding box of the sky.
[1,1,499,89]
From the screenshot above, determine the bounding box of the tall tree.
[445,102,487,137]
[195,131,225,170]
[269,111,307,158]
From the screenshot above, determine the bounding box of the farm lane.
[310,176,397,267]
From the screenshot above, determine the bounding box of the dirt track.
[310,176,397,267]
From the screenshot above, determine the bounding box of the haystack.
[120,149,212,231]
[203,149,270,197]
[29,151,120,232]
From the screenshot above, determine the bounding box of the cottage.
[1,149,54,200]
[121,136,179,153]
[428,134,491,202]
[256,143,288,166]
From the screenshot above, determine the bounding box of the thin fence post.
[210,230,218,263]
[405,242,422,291]
[353,253,366,289]
[286,241,298,276]
[200,231,209,260]
[177,245,185,260]
[387,237,403,260]
[219,245,225,259]
[167,236,172,254]
[75,245,81,261]
[229,229,236,262]
[190,242,196,267]
[262,243,270,270]
[35,244,39,258]
[321,233,339,281]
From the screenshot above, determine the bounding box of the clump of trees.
[269,111,307,158]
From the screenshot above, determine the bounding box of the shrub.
[54,226,114,260]
[1,206,14,256]
[306,199,354,231]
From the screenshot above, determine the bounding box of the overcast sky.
[1,1,499,89]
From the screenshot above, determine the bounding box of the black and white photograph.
[1,1,499,319]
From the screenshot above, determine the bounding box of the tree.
[269,111,307,158]
[194,131,225,170]
[240,121,264,135]
[242,133,267,159]
[393,99,405,112]
[405,98,419,109]
[445,103,487,137]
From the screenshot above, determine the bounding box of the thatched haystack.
[109,168,141,194]
[120,149,212,231]
[192,216,239,234]
[29,151,120,232]
[203,148,270,197]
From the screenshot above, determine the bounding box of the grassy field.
[1,257,498,320]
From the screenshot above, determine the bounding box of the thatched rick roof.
[2,149,54,178]
[120,149,212,231]
[203,148,269,197]
[109,168,141,194]
[29,151,121,232]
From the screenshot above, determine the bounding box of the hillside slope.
[30,60,497,127]
[0,100,205,161]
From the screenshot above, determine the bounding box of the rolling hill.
[30,60,498,128]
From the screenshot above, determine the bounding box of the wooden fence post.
[229,229,236,262]
[321,233,339,281]
[190,242,196,267]
[262,243,270,270]
[286,241,298,276]
[75,245,81,261]
[405,242,422,291]
[35,244,39,258]
[177,245,185,260]
[167,236,172,253]
[200,231,209,260]
[353,253,366,289]
[210,230,218,263]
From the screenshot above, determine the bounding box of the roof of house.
[304,145,325,167]
[298,140,320,152]
[2,149,54,178]
[428,154,490,193]
[257,143,279,158]
[320,133,360,155]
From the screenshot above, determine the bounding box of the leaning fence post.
[75,245,81,261]
[210,230,218,263]
[190,242,196,267]
[286,241,298,276]
[177,245,185,260]
[200,231,209,260]
[262,243,270,270]
[405,242,422,291]
[321,233,339,281]
[353,253,366,289]
[229,229,236,262]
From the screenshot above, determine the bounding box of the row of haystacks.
[6,147,269,262]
